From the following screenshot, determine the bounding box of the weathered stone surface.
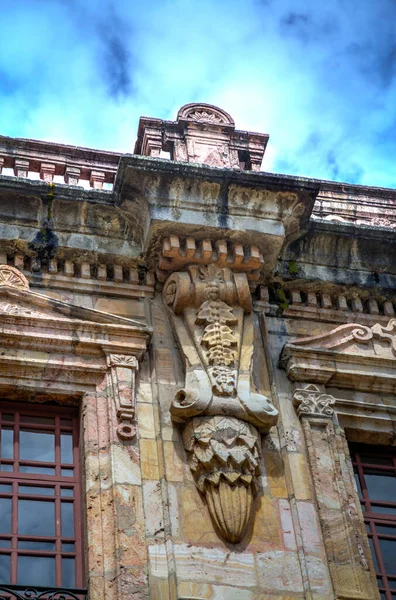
[1,103,394,600]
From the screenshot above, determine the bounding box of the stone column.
[105,354,150,600]
[82,383,114,599]
[82,354,150,600]
[292,384,379,600]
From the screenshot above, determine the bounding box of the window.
[351,443,396,600]
[0,402,83,590]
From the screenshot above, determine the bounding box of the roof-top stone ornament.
[134,102,269,170]
[177,103,235,126]
[0,265,29,290]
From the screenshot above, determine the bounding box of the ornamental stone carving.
[177,103,234,126]
[292,384,336,419]
[106,353,139,440]
[183,416,261,543]
[164,259,278,543]
[280,318,396,393]
[0,265,29,289]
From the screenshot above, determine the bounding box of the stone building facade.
[0,104,395,599]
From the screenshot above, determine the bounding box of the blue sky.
[0,0,395,187]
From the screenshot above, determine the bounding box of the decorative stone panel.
[106,353,139,440]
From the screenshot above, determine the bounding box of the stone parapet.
[0,134,120,188]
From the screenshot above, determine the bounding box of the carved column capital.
[106,354,139,369]
[105,352,139,441]
[292,384,336,420]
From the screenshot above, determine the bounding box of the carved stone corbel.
[106,354,139,441]
[163,261,278,543]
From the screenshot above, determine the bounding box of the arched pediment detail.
[280,319,396,393]
[177,103,235,126]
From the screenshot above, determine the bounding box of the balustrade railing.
[0,584,88,599]
[0,135,121,190]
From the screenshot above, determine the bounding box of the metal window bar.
[0,584,87,599]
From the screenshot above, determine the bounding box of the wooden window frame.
[351,443,396,600]
[0,401,83,589]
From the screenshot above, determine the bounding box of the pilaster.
[292,384,378,600]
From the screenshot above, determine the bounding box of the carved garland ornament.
[164,263,278,543]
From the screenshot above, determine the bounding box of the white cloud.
[0,0,395,187]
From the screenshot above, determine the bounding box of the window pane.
[62,558,75,587]
[19,485,55,496]
[61,502,74,537]
[18,500,54,536]
[20,430,54,462]
[365,469,396,502]
[0,465,13,472]
[60,419,72,427]
[0,540,11,548]
[18,540,55,550]
[354,471,362,496]
[61,468,73,477]
[1,429,13,459]
[372,505,396,516]
[62,542,75,552]
[369,537,379,571]
[18,555,55,586]
[376,524,396,535]
[61,433,73,464]
[380,539,396,574]
[0,498,11,533]
[20,415,54,426]
[19,465,55,475]
[0,484,12,493]
[1,414,13,422]
[61,488,73,497]
[0,554,10,580]
[360,454,393,466]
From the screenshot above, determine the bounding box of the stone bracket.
[106,354,139,441]
[163,262,278,543]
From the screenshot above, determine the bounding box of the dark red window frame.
[0,401,83,589]
[350,443,396,600]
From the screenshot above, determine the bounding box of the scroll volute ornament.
[164,264,278,543]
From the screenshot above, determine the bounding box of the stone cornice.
[0,281,151,378]
[115,153,321,194]
[115,155,319,279]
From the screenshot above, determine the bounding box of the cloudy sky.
[0,0,395,187]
